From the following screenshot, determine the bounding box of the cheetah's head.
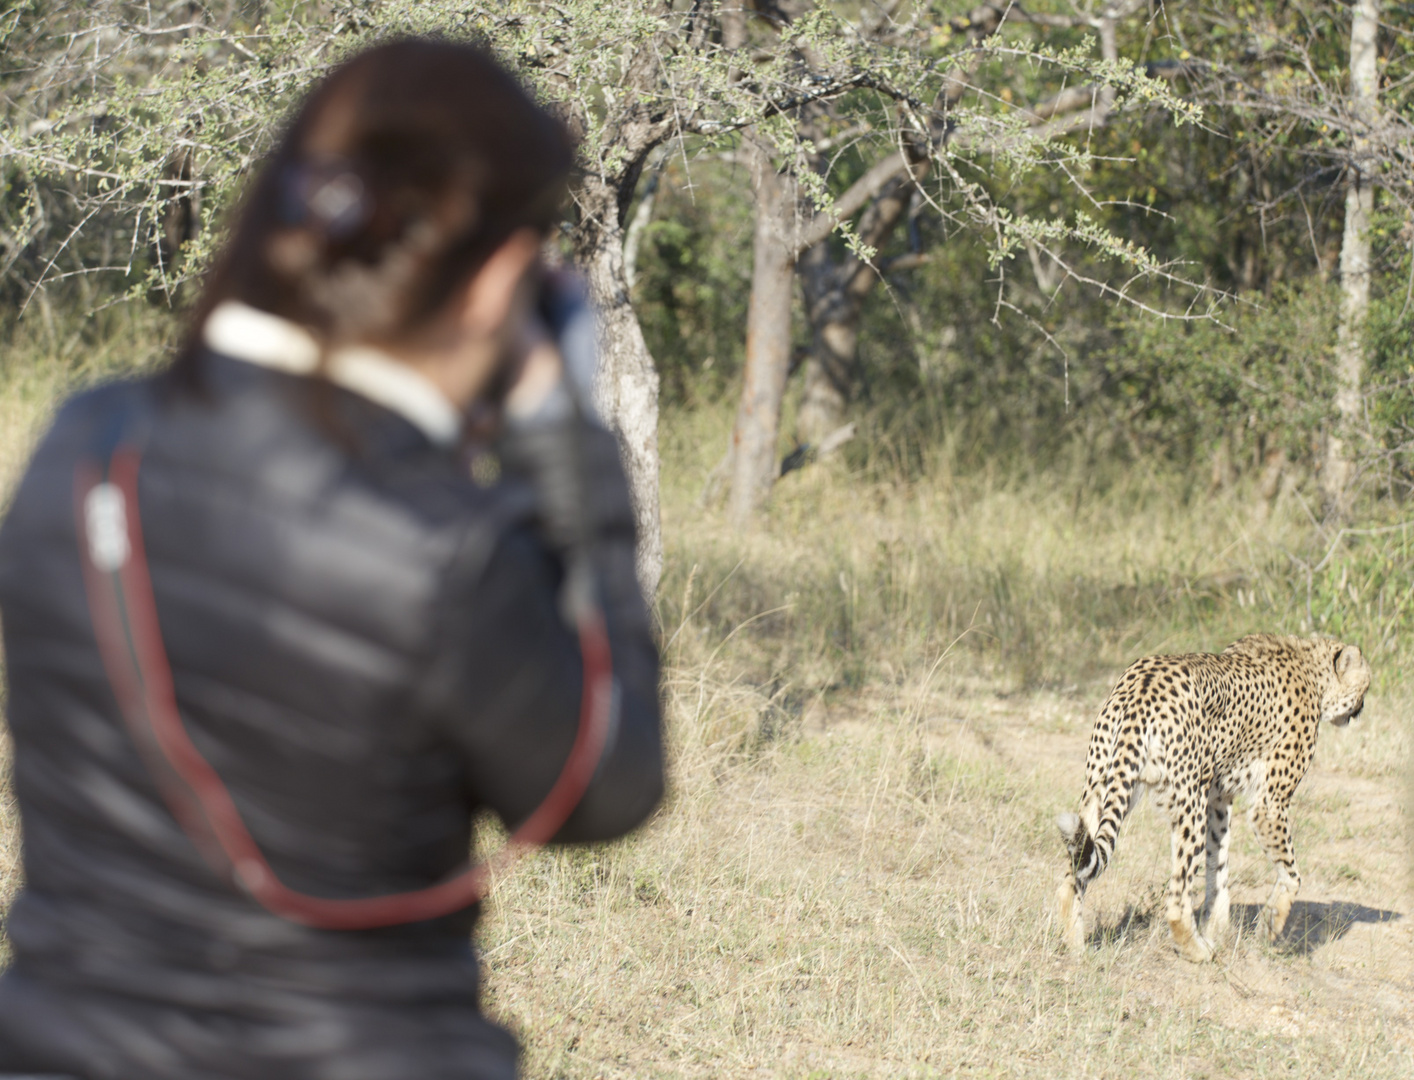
[1321,642,1371,727]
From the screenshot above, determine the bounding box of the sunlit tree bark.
[728,134,799,524]
[1323,0,1380,516]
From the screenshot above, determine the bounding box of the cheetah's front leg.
[1166,800,1213,962]
[1251,794,1301,941]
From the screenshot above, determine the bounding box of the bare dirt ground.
[481,668,1413,1079]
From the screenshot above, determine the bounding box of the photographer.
[0,39,663,1080]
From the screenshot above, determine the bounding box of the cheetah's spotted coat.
[1055,634,1371,962]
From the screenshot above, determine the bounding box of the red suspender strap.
[75,446,615,930]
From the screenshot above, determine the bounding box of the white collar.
[202,300,462,448]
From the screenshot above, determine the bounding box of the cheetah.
[1055,634,1371,962]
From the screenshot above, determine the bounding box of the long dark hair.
[173,38,573,382]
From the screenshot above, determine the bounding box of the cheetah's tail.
[1055,802,1122,953]
[1056,792,1133,896]
[1054,812,1090,951]
[1055,810,1102,891]
[1055,698,1146,952]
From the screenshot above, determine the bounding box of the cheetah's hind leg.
[1199,792,1233,947]
[1055,812,1088,952]
[1165,802,1215,963]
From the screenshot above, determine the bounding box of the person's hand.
[494,271,627,565]
[462,271,571,442]
[501,268,596,428]
[504,316,565,421]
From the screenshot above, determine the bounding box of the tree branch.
[795,149,915,254]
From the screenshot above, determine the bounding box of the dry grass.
[480,668,1411,1078]
[0,325,1411,1076]
[650,405,1409,697]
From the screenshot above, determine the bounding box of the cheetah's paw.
[1169,919,1215,963]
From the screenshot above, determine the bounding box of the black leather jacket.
[0,352,664,1079]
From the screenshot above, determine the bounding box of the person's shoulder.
[0,375,155,553]
[42,374,159,452]
[16,373,157,489]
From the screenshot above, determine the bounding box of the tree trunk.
[1323,0,1379,516]
[574,179,663,597]
[622,147,666,291]
[796,173,918,446]
[728,135,798,525]
[796,243,859,446]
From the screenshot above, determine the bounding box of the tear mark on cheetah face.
[1054,634,1370,963]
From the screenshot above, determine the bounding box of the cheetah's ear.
[1335,644,1363,678]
